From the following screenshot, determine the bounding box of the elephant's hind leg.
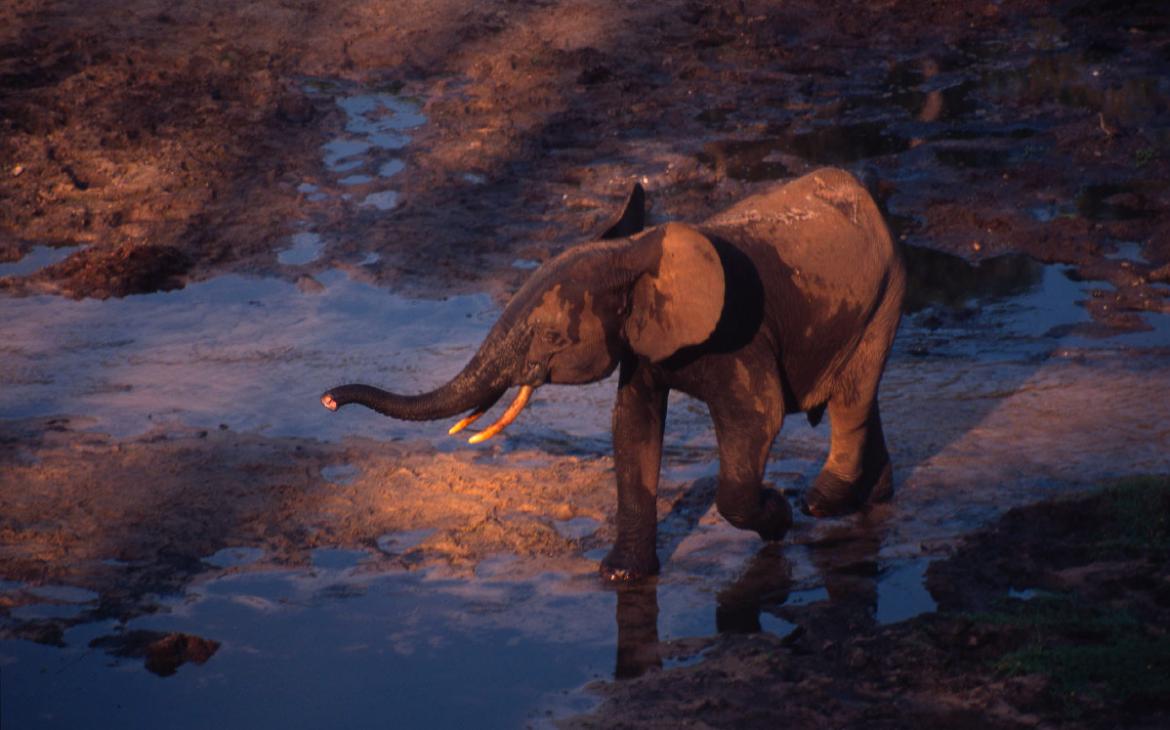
[806,302,899,517]
[806,398,892,517]
[804,311,893,512]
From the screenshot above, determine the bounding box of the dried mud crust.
[1,0,1168,324]
[566,478,1170,729]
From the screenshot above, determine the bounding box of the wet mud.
[2,0,1169,727]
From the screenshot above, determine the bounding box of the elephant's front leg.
[601,359,668,581]
[709,372,793,542]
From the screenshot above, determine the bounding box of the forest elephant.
[322,168,906,580]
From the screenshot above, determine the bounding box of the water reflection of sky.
[2,538,942,728]
[0,270,496,441]
[1,566,614,729]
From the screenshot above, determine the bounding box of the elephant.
[322,167,906,580]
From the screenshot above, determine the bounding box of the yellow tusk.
[448,409,485,435]
[468,385,533,444]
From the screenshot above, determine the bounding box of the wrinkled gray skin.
[323,168,906,580]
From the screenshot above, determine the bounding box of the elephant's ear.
[624,223,725,362]
[599,183,645,240]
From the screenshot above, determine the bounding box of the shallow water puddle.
[0,245,81,277]
[875,559,936,624]
[1,566,614,729]
[6,584,100,622]
[902,244,1170,349]
[698,123,911,181]
[0,555,818,728]
[360,189,400,210]
[320,462,361,485]
[204,547,265,569]
[704,42,1170,186]
[338,173,374,186]
[1104,241,1148,265]
[873,248,1170,577]
[276,231,325,266]
[0,270,498,440]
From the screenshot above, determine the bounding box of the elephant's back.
[704,168,898,308]
[701,168,905,409]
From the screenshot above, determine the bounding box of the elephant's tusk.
[447,408,485,435]
[468,385,533,444]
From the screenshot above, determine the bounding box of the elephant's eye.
[541,330,562,345]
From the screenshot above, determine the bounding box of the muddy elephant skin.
[323,168,906,580]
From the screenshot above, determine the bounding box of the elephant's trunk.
[321,341,513,422]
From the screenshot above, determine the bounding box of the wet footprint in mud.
[321,89,426,212]
[286,85,428,271]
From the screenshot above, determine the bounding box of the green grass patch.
[997,634,1170,706]
[1093,476,1170,558]
[973,595,1170,713]
[971,594,1137,636]
[968,477,1170,714]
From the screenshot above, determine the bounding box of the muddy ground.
[2,0,1169,727]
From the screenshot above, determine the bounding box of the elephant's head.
[321,184,725,442]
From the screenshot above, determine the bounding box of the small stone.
[12,164,24,177]
[277,93,315,125]
[296,275,325,294]
[847,647,868,669]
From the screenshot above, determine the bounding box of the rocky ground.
[2,0,1169,727]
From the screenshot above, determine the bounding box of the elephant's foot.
[804,463,893,517]
[600,547,660,582]
[754,490,793,542]
[716,487,793,541]
[804,471,860,517]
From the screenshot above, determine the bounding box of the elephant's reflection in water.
[611,516,887,680]
[714,543,794,635]
[614,581,662,679]
[801,519,886,635]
